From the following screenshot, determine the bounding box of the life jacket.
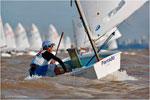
[30,50,48,66]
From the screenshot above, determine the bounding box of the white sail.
[28,24,42,51]
[64,36,71,50]
[0,16,6,48]
[15,23,30,51]
[72,14,88,49]
[72,14,121,49]
[79,0,146,39]
[4,23,16,50]
[45,24,58,47]
[45,24,61,50]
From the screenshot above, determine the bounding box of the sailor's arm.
[52,56,67,72]
[42,51,67,72]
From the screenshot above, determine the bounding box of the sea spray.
[24,75,42,81]
[101,70,138,81]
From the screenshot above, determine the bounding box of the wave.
[123,51,136,55]
[101,70,138,81]
[24,75,42,80]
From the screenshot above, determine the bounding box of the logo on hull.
[101,56,115,65]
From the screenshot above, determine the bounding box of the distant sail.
[4,23,16,50]
[28,24,42,51]
[15,23,30,51]
[0,16,6,48]
[79,0,146,39]
[45,24,62,50]
[45,25,57,45]
[64,36,71,50]
[72,14,88,49]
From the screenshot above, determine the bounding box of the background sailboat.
[45,24,64,51]
[15,23,30,52]
[4,23,16,51]
[0,16,6,48]
[0,17,11,57]
[28,24,42,51]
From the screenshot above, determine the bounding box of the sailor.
[29,40,67,77]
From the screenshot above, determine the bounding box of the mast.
[74,0,100,61]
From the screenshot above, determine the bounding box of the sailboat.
[28,24,42,51]
[15,23,30,56]
[0,16,6,48]
[0,17,11,57]
[27,24,42,56]
[45,24,59,50]
[24,0,146,80]
[55,0,122,79]
[45,24,65,52]
[57,0,146,79]
[4,23,16,51]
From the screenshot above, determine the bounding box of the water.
[1,49,149,99]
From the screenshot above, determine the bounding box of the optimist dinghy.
[24,0,146,80]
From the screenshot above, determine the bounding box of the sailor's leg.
[29,66,36,76]
[29,65,48,76]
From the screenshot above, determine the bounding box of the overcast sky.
[1,0,149,44]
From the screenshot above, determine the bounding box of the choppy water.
[1,50,149,99]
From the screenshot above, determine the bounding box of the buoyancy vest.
[30,50,48,66]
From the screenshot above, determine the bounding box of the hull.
[70,52,121,79]
[61,50,121,79]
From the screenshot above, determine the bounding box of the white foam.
[102,70,138,81]
[1,53,11,57]
[123,51,136,55]
[130,52,136,55]
[24,75,42,80]
[27,51,37,56]
[15,52,25,56]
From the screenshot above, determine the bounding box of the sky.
[1,1,77,43]
[1,0,149,44]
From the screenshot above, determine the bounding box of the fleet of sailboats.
[0,21,72,57]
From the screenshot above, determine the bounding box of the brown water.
[1,50,149,99]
